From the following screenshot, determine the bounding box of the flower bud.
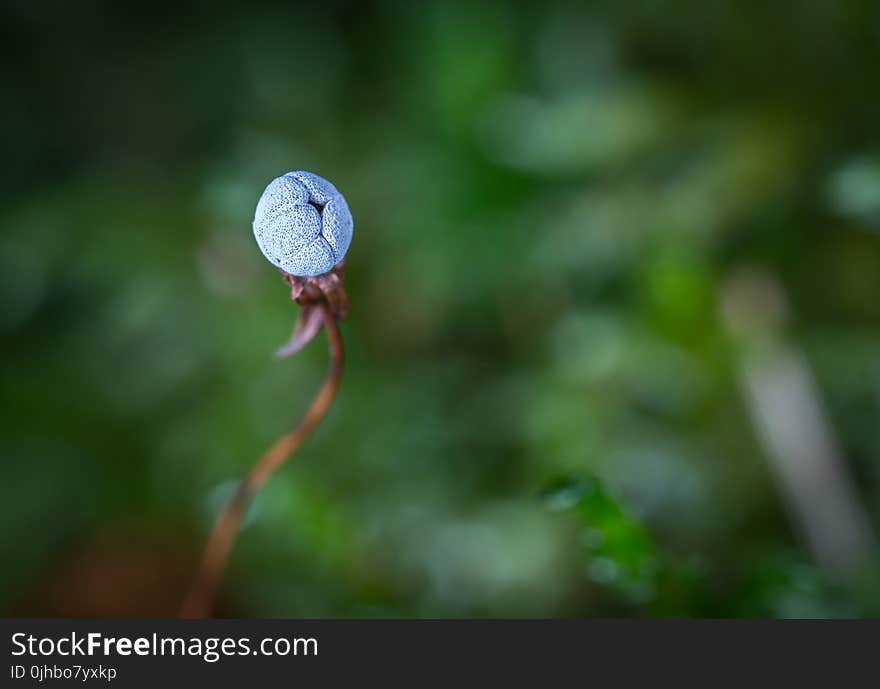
[252,170,353,276]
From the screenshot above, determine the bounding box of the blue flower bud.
[252,170,354,277]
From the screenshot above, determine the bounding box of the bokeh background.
[3,0,880,618]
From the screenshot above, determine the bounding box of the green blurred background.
[3,0,880,618]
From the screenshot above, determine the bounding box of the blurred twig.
[722,266,875,577]
[180,304,344,618]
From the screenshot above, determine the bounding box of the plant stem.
[180,305,344,618]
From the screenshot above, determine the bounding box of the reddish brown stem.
[180,305,344,618]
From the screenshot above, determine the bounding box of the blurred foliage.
[2,0,880,617]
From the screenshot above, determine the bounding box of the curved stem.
[180,305,344,618]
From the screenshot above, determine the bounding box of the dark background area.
[2,0,880,617]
